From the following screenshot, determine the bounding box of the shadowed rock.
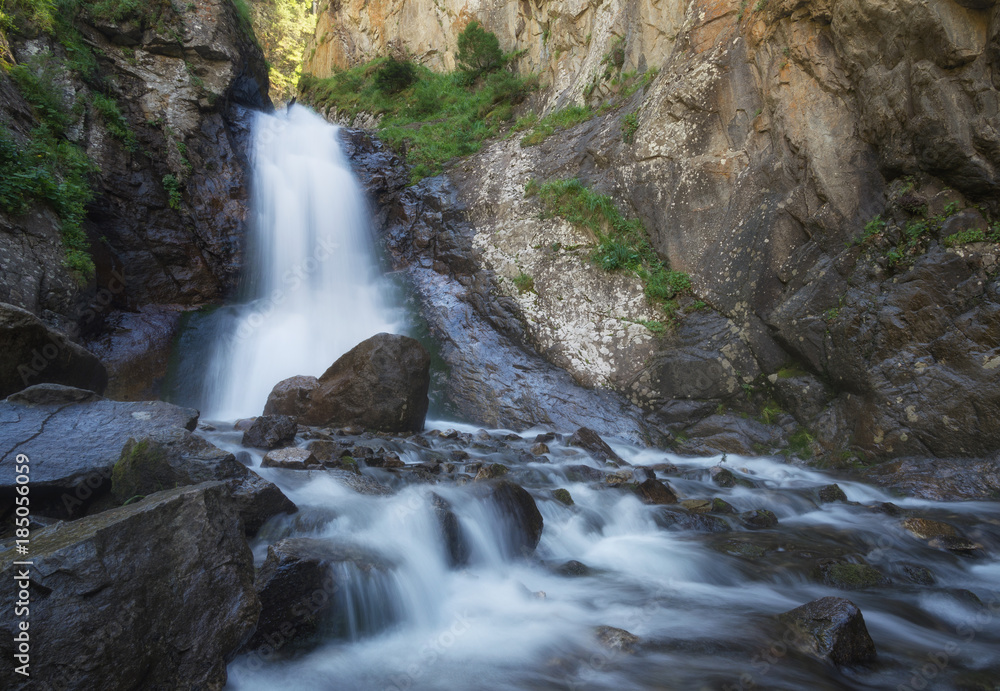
[778,596,877,665]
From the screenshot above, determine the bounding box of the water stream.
[187,107,999,690]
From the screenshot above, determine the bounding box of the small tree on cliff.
[455,20,504,82]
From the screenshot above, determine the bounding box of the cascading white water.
[203,105,400,419]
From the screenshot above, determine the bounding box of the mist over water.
[203,105,400,419]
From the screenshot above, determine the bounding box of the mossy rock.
[552,488,574,506]
[111,438,174,503]
[814,562,891,589]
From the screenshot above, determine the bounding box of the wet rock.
[928,536,986,556]
[432,493,468,568]
[5,382,101,405]
[242,415,298,450]
[777,597,877,666]
[818,484,848,503]
[709,466,755,488]
[234,418,256,431]
[681,415,779,456]
[552,488,574,505]
[634,478,679,505]
[655,508,730,533]
[902,517,958,540]
[555,559,592,577]
[899,564,936,585]
[594,626,639,654]
[531,442,550,456]
[813,562,891,589]
[649,461,680,474]
[740,509,779,530]
[565,464,605,482]
[711,497,736,514]
[487,481,544,556]
[245,537,396,651]
[567,427,625,466]
[864,458,1000,501]
[111,429,296,535]
[261,447,318,470]
[0,483,259,689]
[475,462,509,481]
[0,389,198,518]
[0,302,108,398]
[368,450,405,469]
[715,539,767,559]
[327,469,394,496]
[681,499,713,513]
[264,333,430,433]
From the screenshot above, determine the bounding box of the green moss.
[815,562,888,589]
[111,438,173,503]
[621,109,639,143]
[787,427,815,458]
[519,104,606,147]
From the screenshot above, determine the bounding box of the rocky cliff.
[0,0,271,396]
[306,0,1000,463]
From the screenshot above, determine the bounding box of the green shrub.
[456,20,504,81]
[162,174,182,210]
[91,93,138,151]
[512,271,535,293]
[374,58,418,94]
[622,109,639,143]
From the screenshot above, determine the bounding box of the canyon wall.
[307,0,1000,462]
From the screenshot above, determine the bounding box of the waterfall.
[203,105,400,420]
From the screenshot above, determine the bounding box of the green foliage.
[640,319,666,335]
[91,93,138,151]
[944,223,1000,247]
[300,58,538,183]
[512,271,535,294]
[455,20,504,81]
[759,401,783,425]
[622,109,639,144]
[246,0,316,103]
[374,57,418,94]
[853,214,886,246]
[87,0,146,23]
[526,178,692,318]
[9,58,71,131]
[162,173,182,210]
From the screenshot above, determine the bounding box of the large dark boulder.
[432,493,469,567]
[245,537,397,653]
[0,303,108,398]
[777,596,877,666]
[0,482,260,690]
[242,414,298,449]
[111,428,296,535]
[0,385,198,518]
[264,333,430,433]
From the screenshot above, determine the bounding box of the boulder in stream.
[111,429,297,535]
[0,302,108,398]
[487,481,544,557]
[777,596,877,665]
[264,333,430,433]
[634,478,679,505]
[567,427,625,466]
[246,537,397,652]
[0,482,260,689]
[242,414,298,449]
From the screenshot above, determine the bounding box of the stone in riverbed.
[245,537,397,652]
[485,480,543,557]
[262,447,318,470]
[264,333,430,433]
[634,478,679,504]
[740,509,779,529]
[552,488,574,505]
[0,482,259,689]
[474,462,509,481]
[777,596,877,665]
[709,465,755,488]
[111,428,296,535]
[594,626,639,653]
[813,561,891,589]
[818,484,848,503]
[432,493,469,567]
[567,427,625,466]
[0,302,108,398]
[242,414,297,449]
